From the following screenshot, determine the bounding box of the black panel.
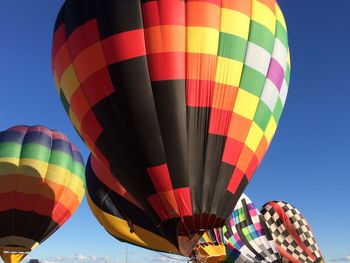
[86,157,160,233]
[151,80,188,188]
[187,106,211,214]
[96,0,144,39]
[0,210,58,244]
[201,134,227,214]
[64,0,97,38]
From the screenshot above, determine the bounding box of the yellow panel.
[53,72,60,94]
[264,116,277,143]
[18,159,48,178]
[68,109,82,134]
[245,122,264,152]
[220,8,250,40]
[233,89,259,120]
[0,158,20,173]
[187,27,219,55]
[275,3,287,31]
[0,253,27,263]
[287,48,291,68]
[59,64,80,102]
[252,0,276,34]
[215,57,243,87]
[87,194,180,254]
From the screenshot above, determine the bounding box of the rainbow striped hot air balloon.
[0,125,85,263]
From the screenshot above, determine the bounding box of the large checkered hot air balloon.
[52,0,290,250]
[0,125,85,263]
[261,201,324,263]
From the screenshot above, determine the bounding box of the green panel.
[254,101,272,131]
[273,98,283,123]
[60,89,70,113]
[49,150,73,170]
[242,227,253,241]
[285,64,291,85]
[72,161,86,184]
[218,32,247,62]
[0,142,21,158]
[249,21,275,54]
[275,21,288,49]
[20,143,51,163]
[240,66,266,96]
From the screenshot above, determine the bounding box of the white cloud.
[145,253,188,262]
[329,255,350,262]
[27,254,116,263]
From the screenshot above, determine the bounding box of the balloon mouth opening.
[177,214,225,236]
[0,247,30,254]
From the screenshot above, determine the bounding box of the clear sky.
[0,1,349,262]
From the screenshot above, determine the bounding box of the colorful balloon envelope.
[0,125,85,263]
[52,0,290,245]
[85,154,180,254]
[194,194,281,263]
[261,201,324,263]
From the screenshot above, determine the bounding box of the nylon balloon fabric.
[52,0,290,244]
[0,125,85,263]
[85,154,180,254]
[195,194,281,263]
[261,201,324,263]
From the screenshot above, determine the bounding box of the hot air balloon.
[261,201,324,263]
[85,154,180,254]
[0,125,85,263]
[52,0,290,250]
[194,194,281,263]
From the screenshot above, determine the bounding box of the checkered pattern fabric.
[261,201,323,263]
[223,194,281,262]
[195,194,281,262]
[52,0,290,238]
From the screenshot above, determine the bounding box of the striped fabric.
[0,125,85,259]
[261,201,324,263]
[52,0,290,241]
[195,194,281,263]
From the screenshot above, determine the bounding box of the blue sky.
[0,1,349,262]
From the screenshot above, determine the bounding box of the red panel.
[70,89,91,123]
[80,67,115,107]
[186,0,221,6]
[222,138,244,165]
[102,29,146,65]
[0,192,71,226]
[258,0,276,13]
[142,0,185,27]
[174,187,193,217]
[81,110,103,147]
[52,130,69,142]
[147,53,185,81]
[52,25,66,68]
[28,126,52,138]
[186,80,214,107]
[221,0,252,16]
[54,43,72,81]
[245,155,258,180]
[67,19,101,60]
[50,202,73,226]
[208,108,232,136]
[147,163,173,192]
[227,168,245,194]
